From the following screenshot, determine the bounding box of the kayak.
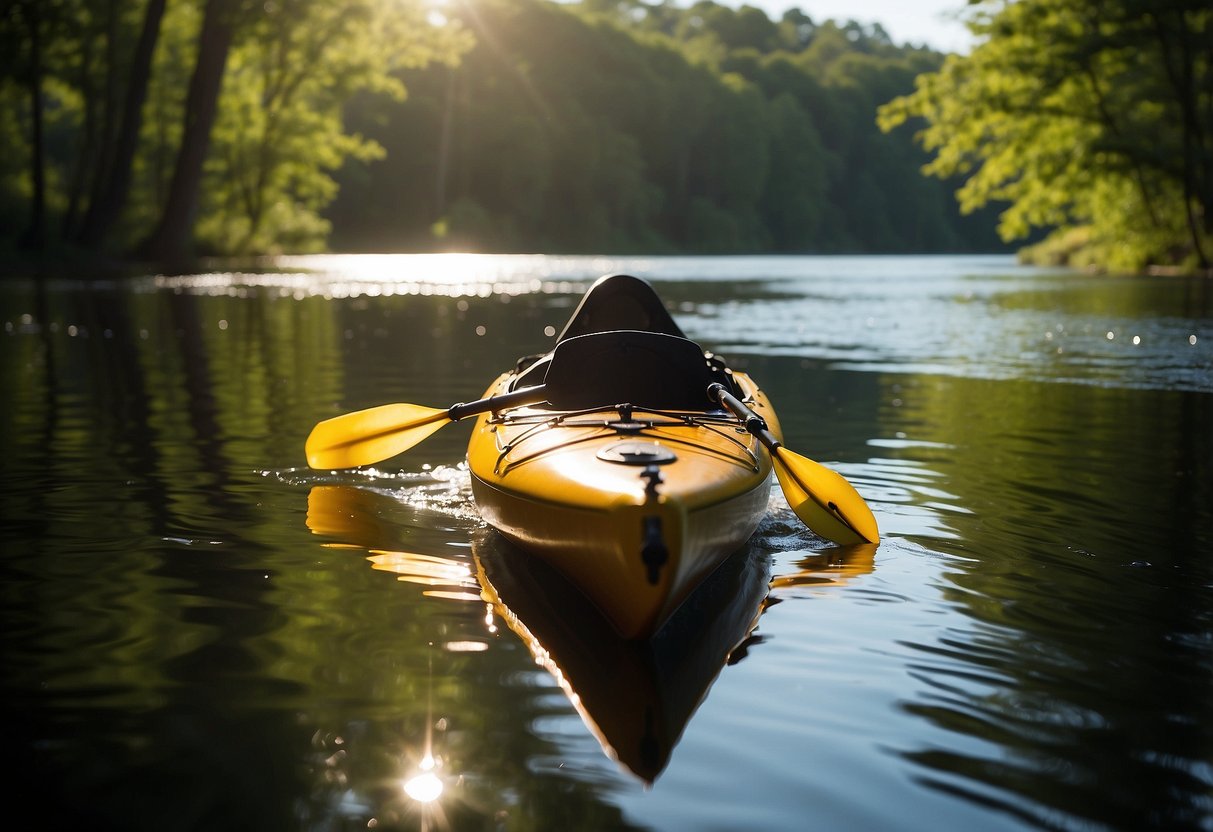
[464,274,781,639]
[304,273,879,639]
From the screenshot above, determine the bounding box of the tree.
[878,0,1213,273]
[195,0,467,254]
[139,0,245,264]
[3,0,49,252]
[75,0,166,249]
[0,0,1005,259]
[759,92,827,249]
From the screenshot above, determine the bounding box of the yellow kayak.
[465,275,781,639]
[304,273,878,637]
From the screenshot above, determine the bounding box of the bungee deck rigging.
[483,403,763,477]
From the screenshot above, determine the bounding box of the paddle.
[305,385,547,470]
[708,383,879,546]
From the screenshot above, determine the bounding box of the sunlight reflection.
[443,640,488,652]
[368,549,473,581]
[403,754,444,803]
[365,549,483,600]
[146,253,650,299]
[305,486,486,606]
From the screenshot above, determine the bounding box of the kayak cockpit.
[509,274,743,411]
[557,273,687,342]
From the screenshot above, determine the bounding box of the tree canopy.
[328,0,1005,254]
[1,0,1008,264]
[878,0,1212,274]
[0,0,469,263]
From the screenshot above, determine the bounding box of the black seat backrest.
[557,274,686,342]
[543,331,714,411]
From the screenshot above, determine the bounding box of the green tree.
[878,0,1213,273]
[75,0,167,249]
[0,0,464,262]
[759,91,828,249]
[1,0,1007,259]
[694,2,779,52]
[194,0,468,255]
[140,0,247,264]
[327,0,1006,255]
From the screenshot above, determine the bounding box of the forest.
[0,0,1007,263]
[1,0,1208,270]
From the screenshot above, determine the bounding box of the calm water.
[2,254,1211,831]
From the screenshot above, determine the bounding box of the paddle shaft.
[707,383,781,450]
[449,384,547,421]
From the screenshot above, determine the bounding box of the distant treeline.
[329,0,1006,254]
[0,0,1007,263]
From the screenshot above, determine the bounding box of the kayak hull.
[467,370,781,639]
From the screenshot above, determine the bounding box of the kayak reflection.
[305,483,770,783]
[474,529,770,783]
[304,485,877,782]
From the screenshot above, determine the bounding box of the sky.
[742,0,975,53]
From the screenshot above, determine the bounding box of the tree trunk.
[1148,3,1211,268]
[78,0,167,250]
[139,0,238,265]
[61,15,103,242]
[19,1,46,252]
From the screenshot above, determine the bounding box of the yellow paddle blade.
[772,447,880,545]
[305,403,451,469]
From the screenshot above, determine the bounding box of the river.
[2,254,1210,831]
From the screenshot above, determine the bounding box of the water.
[2,255,1210,831]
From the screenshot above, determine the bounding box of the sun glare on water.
[147,253,657,300]
[403,755,444,803]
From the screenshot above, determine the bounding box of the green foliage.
[1,0,1006,259]
[123,0,198,241]
[199,0,467,256]
[878,0,1213,273]
[197,0,433,254]
[330,0,1004,254]
[0,0,467,258]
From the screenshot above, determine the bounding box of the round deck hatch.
[597,441,677,465]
